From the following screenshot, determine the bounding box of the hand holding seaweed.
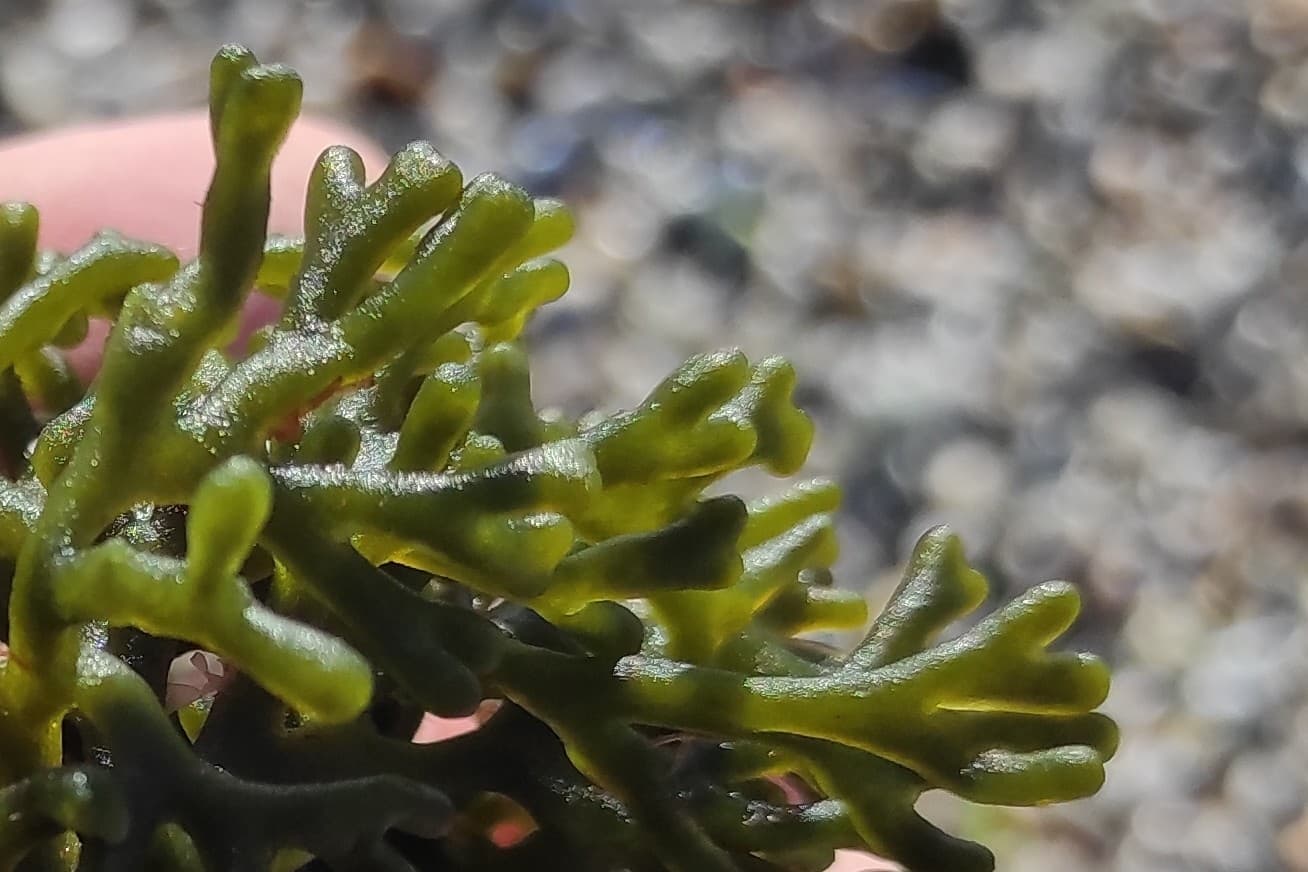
[0,45,1116,872]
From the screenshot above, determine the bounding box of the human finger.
[0,110,387,377]
[0,109,387,256]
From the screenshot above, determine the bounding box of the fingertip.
[0,110,387,256]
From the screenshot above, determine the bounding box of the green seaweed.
[0,45,1115,872]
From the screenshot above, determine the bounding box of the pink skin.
[0,111,389,380]
[0,115,892,872]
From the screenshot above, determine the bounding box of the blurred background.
[1,0,1306,869]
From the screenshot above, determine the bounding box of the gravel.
[3,0,1307,868]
